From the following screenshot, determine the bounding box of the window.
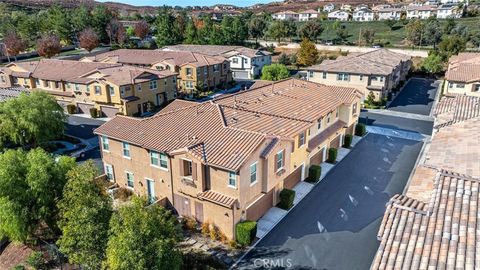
[449,82,453,88]
[126,171,134,188]
[275,150,284,171]
[94,86,101,95]
[352,103,358,115]
[317,118,322,130]
[105,164,114,181]
[228,171,236,188]
[136,84,142,91]
[309,71,314,77]
[122,142,130,158]
[101,136,109,151]
[172,77,176,83]
[150,80,157,90]
[337,73,349,81]
[359,75,364,81]
[371,76,378,81]
[223,63,227,70]
[233,58,238,64]
[150,151,160,166]
[75,84,80,91]
[54,81,59,88]
[214,64,219,72]
[0,75,5,83]
[186,81,194,89]
[380,76,384,82]
[86,86,90,93]
[35,79,40,86]
[186,68,193,76]
[43,80,48,87]
[475,85,480,92]
[327,113,331,123]
[250,163,257,184]
[457,83,465,88]
[298,132,306,147]
[108,85,115,96]
[323,72,327,79]
[336,108,339,118]
[160,153,168,169]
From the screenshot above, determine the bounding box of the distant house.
[444,53,480,97]
[436,3,463,19]
[328,10,351,21]
[299,9,319,21]
[376,7,403,20]
[353,8,375,21]
[406,5,437,19]
[323,3,335,13]
[272,10,299,21]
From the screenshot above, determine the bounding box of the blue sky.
[97,0,272,7]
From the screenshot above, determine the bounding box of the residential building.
[272,10,299,20]
[323,3,335,12]
[376,7,403,20]
[0,59,178,117]
[372,94,480,269]
[161,45,272,80]
[81,49,231,96]
[436,3,463,19]
[406,5,437,19]
[444,53,480,97]
[0,87,29,102]
[340,4,353,12]
[353,8,375,21]
[94,78,362,239]
[299,9,319,21]
[328,10,351,21]
[306,49,412,100]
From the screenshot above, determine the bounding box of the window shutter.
[179,159,184,176]
[282,150,285,168]
[192,162,197,181]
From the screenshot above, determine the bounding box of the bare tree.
[36,34,61,58]
[79,28,99,52]
[134,20,149,40]
[106,19,120,45]
[4,32,26,61]
[116,24,127,46]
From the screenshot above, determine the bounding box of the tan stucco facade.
[444,80,480,97]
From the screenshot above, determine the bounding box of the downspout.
[169,156,175,208]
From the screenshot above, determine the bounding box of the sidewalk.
[255,135,365,239]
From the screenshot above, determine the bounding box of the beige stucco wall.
[444,80,480,97]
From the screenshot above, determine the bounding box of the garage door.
[174,194,191,217]
[77,102,94,114]
[233,71,249,80]
[330,135,342,149]
[246,190,274,221]
[100,106,119,118]
[284,165,303,190]
[310,147,326,165]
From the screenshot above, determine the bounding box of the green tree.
[298,20,323,42]
[266,20,288,43]
[421,51,444,74]
[335,27,349,44]
[284,19,297,41]
[248,16,267,43]
[184,19,199,44]
[105,197,182,270]
[261,64,290,81]
[232,16,248,44]
[92,5,115,43]
[220,16,235,45]
[71,5,91,35]
[0,148,76,242]
[57,161,112,270]
[297,38,318,66]
[438,35,466,60]
[423,19,442,48]
[443,17,457,35]
[155,8,177,47]
[41,5,71,43]
[405,19,425,46]
[0,91,66,148]
[360,29,375,45]
[384,19,396,31]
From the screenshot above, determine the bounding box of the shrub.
[12,265,25,270]
[236,221,257,246]
[26,251,45,270]
[218,231,228,243]
[327,148,338,163]
[66,104,76,114]
[115,188,133,202]
[343,134,353,148]
[228,240,238,249]
[182,250,227,270]
[209,224,219,241]
[89,107,99,118]
[355,123,366,137]
[183,217,198,232]
[278,189,295,210]
[307,165,321,183]
[201,221,210,236]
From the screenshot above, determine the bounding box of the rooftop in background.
[445,53,480,83]
[94,78,361,171]
[160,45,271,58]
[308,49,411,75]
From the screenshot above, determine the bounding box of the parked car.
[372,44,383,49]
[325,41,334,46]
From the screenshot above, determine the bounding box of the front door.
[146,179,155,203]
[137,104,142,115]
[142,102,148,114]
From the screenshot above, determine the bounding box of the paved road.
[238,134,423,270]
[360,111,433,135]
[65,115,106,139]
[387,78,439,116]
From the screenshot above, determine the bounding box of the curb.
[229,134,368,270]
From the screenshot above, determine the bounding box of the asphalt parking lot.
[238,134,423,270]
[387,78,439,116]
[65,115,106,139]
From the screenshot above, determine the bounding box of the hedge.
[328,148,338,163]
[343,134,353,148]
[89,107,99,118]
[66,104,76,114]
[355,123,366,137]
[307,165,321,183]
[236,221,257,246]
[278,189,295,210]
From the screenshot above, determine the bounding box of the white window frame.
[250,162,257,185]
[322,72,327,79]
[122,142,130,158]
[101,136,109,152]
[276,150,285,172]
[159,153,168,170]
[474,85,480,92]
[108,85,115,96]
[317,118,322,130]
[228,171,237,188]
[150,80,157,90]
[298,132,306,147]
[105,164,114,181]
[125,171,134,189]
[94,85,101,95]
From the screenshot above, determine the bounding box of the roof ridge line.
[222,104,312,123]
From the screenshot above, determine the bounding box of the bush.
[66,104,76,114]
[89,107,99,118]
[183,217,198,232]
[115,188,133,202]
[209,223,219,241]
[236,221,257,246]
[26,251,45,270]
[307,165,321,183]
[201,221,210,236]
[182,250,227,270]
[343,134,353,148]
[327,148,338,163]
[12,265,25,270]
[278,189,295,210]
[355,123,366,137]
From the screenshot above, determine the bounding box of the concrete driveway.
[388,78,439,116]
[237,134,423,270]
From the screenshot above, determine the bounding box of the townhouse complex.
[81,49,232,96]
[372,94,480,269]
[94,78,362,239]
[161,45,272,80]
[306,49,412,100]
[0,59,177,117]
[444,52,480,97]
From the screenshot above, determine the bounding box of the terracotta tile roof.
[198,189,237,208]
[308,49,411,75]
[0,61,39,77]
[373,170,480,270]
[445,53,480,83]
[0,87,29,102]
[161,45,271,58]
[307,120,346,151]
[88,65,176,86]
[31,59,120,82]
[90,49,227,67]
[434,95,480,129]
[161,99,198,113]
